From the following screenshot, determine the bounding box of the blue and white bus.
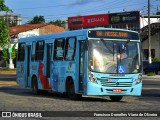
[16,28,142,101]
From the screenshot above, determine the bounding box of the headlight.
[88,71,97,83]
[135,74,142,84]
[138,74,142,80]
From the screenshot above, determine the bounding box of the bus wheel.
[67,80,77,100]
[32,77,39,95]
[109,96,123,102]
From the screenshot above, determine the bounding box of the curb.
[143,75,160,81]
[0,71,16,74]
[143,75,160,79]
[0,81,17,85]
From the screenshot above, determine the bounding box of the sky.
[4,0,160,24]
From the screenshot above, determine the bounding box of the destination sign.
[88,30,139,40]
[96,31,128,38]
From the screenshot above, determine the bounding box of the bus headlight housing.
[135,74,142,85]
[88,71,97,83]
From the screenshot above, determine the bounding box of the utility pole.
[148,0,152,64]
[6,12,14,69]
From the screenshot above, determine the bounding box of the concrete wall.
[18,29,39,39]
[140,17,160,28]
[142,30,160,59]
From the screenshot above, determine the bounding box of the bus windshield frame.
[88,38,142,74]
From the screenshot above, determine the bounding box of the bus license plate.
[113,89,122,92]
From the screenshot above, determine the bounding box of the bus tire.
[109,96,123,102]
[32,77,39,95]
[67,79,80,100]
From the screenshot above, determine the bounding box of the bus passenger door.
[46,44,53,78]
[26,45,31,87]
[79,41,86,92]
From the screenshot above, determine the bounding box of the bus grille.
[97,78,132,87]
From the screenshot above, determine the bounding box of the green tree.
[27,15,45,24]
[48,20,65,28]
[9,21,17,27]
[0,0,12,12]
[0,18,9,61]
[156,11,160,15]
[11,43,17,60]
[0,18,8,48]
[0,0,14,66]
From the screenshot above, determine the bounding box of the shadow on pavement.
[0,85,127,103]
[0,74,126,103]
[0,74,16,81]
[141,89,160,98]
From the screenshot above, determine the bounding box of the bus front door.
[44,43,53,89]
[79,41,87,93]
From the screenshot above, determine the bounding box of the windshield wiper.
[125,39,130,45]
[101,39,116,61]
[100,39,113,54]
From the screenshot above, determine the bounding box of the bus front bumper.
[86,82,142,96]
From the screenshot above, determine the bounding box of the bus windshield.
[88,40,141,74]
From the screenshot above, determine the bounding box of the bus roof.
[18,28,138,43]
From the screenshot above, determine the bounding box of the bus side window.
[65,37,76,60]
[53,38,65,60]
[35,41,44,61]
[31,42,36,61]
[18,43,25,61]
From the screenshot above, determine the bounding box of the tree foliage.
[0,0,13,62]
[27,15,66,28]
[27,16,45,24]
[152,57,160,62]
[156,11,160,15]
[11,43,17,60]
[0,17,9,61]
[48,20,66,28]
[0,18,9,47]
[9,22,17,27]
[0,0,12,12]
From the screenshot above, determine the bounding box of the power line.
[13,0,159,23]
[11,0,107,10]
[21,1,147,19]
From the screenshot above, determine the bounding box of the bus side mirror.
[84,40,88,51]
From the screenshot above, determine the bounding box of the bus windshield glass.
[88,40,141,74]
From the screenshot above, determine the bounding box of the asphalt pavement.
[143,75,160,80]
[0,74,17,86]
